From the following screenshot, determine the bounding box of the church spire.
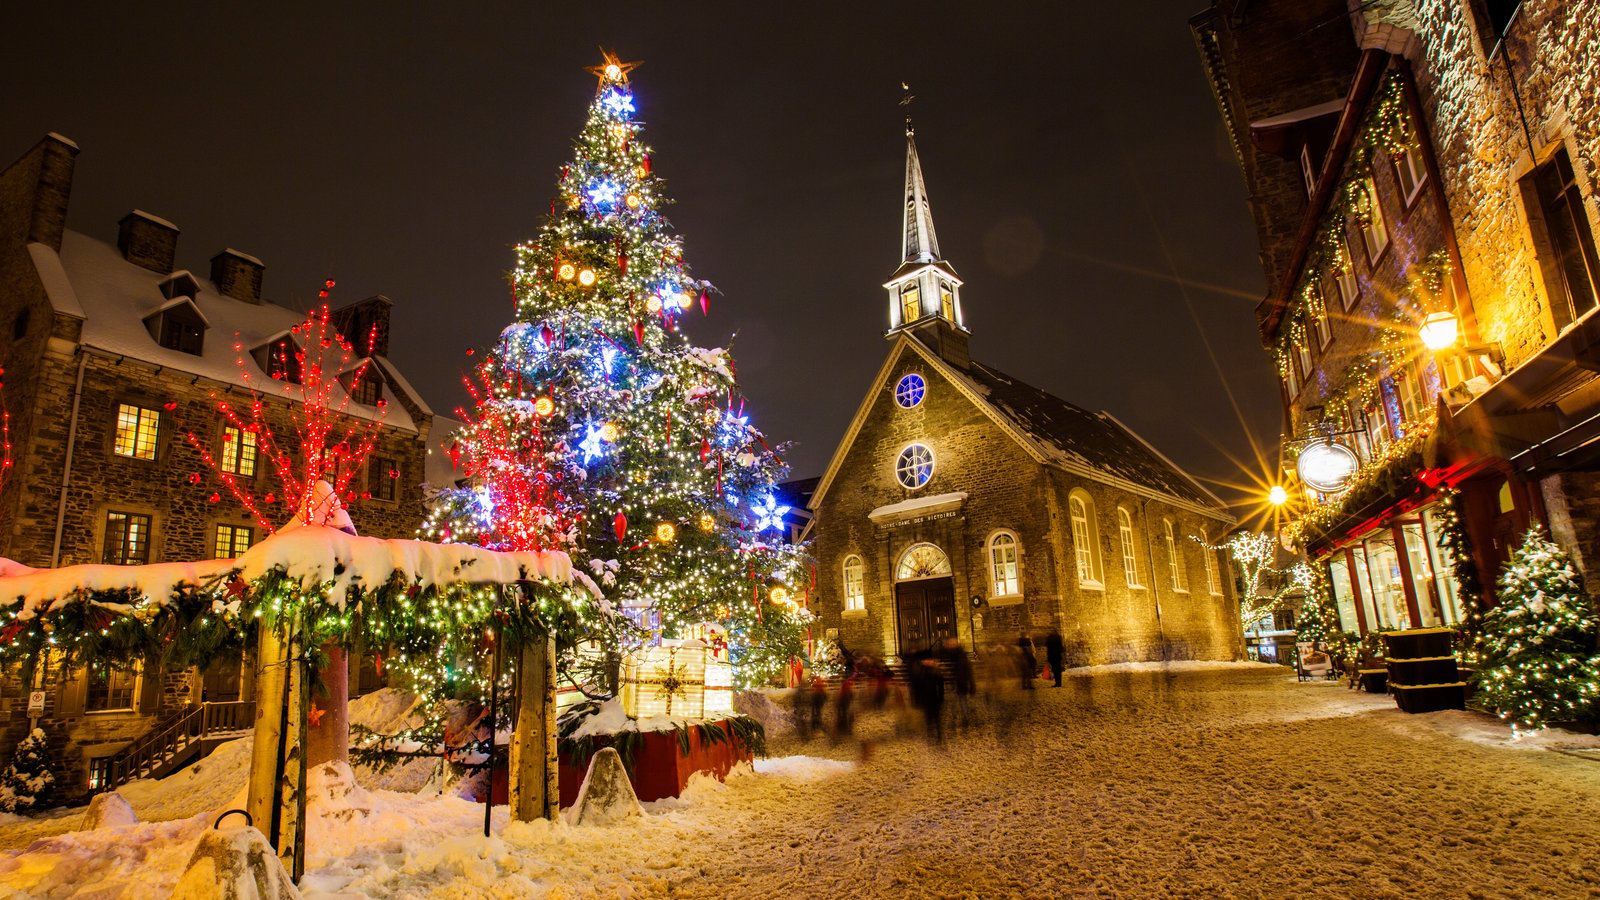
[901,104,942,264]
[885,85,968,368]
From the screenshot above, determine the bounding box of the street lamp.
[1419,311,1460,351]
[1268,485,1289,506]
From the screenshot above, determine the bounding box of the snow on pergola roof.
[0,526,585,618]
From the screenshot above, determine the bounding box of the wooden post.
[508,631,558,821]
[245,622,288,849]
[305,645,349,767]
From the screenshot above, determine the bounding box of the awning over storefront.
[1442,312,1600,476]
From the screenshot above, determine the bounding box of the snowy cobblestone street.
[6,663,1600,898]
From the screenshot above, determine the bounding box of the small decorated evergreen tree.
[1477,528,1600,731]
[1294,573,1339,645]
[0,728,55,813]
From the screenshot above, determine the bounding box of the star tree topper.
[585,50,642,94]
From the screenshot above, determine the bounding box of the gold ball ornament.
[646,296,663,313]
[557,263,576,281]
[577,268,596,286]
[533,397,554,417]
[625,193,641,209]
[677,292,694,310]
[656,522,676,543]
[599,422,620,442]
[770,586,789,604]
[699,512,715,531]
[702,408,720,427]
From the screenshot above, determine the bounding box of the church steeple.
[885,86,969,369]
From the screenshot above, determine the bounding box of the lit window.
[350,371,382,406]
[1357,176,1389,260]
[842,556,865,611]
[1309,285,1332,350]
[895,374,926,408]
[104,511,151,565]
[1394,143,1427,205]
[895,444,933,489]
[1164,519,1188,593]
[1335,261,1359,310]
[369,456,399,502]
[114,404,160,460]
[1069,490,1102,587]
[1526,148,1600,329]
[219,424,257,477]
[1202,530,1222,595]
[989,532,1021,597]
[939,283,955,321]
[900,283,921,325]
[85,662,138,712]
[895,542,951,580]
[1118,507,1143,588]
[214,524,253,559]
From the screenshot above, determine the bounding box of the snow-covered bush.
[0,728,55,813]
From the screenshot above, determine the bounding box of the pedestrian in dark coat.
[1017,632,1037,690]
[1045,629,1066,687]
[940,638,975,728]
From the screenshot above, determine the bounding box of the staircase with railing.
[100,700,256,793]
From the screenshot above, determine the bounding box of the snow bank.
[0,525,578,615]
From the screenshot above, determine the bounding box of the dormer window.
[900,282,921,325]
[939,282,955,321]
[345,367,382,406]
[158,271,201,301]
[143,297,208,356]
[253,336,303,384]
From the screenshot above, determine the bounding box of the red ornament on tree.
[699,289,709,316]
[633,321,645,346]
[613,512,627,541]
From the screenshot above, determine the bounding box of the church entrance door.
[895,578,957,657]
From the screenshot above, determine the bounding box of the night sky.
[3,2,1280,509]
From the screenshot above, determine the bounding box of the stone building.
[805,124,1241,666]
[0,133,458,798]
[1191,0,1600,635]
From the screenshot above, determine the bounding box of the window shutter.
[137,662,160,715]
[56,664,86,717]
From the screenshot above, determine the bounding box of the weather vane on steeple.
[900,82,916,137]
[586,49,642,95]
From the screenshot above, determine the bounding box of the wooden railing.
[102,700,256,792]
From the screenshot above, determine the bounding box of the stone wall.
[1408,0,1600,366]
[811,344,1241,666]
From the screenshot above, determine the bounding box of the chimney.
[210,248,265,303]
[7,133,80,252]
[117,210,179,274]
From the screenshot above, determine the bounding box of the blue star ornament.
[579,422,607,463]
[751,493,790,533]
[588,180,621,208]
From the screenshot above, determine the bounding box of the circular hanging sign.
[1296,441,1360,493]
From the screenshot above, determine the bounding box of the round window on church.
[895,373,926,408]
[896,443,934,489]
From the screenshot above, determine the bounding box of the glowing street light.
[1268,485,1289,506]
[1419,311,1460,351]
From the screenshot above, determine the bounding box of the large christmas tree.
[427,55,809,687]
[1476,528,1600,731]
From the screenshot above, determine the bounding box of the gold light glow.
[577,268,597,286]
[599,422,619,442]
[533,397,554,417]
[656,522,676,543]
[557,263,576,280]
[1419,311,1460,351]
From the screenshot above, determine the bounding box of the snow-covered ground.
[6,662,1600,898]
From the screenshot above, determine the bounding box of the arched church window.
[895,374,926,408]
[1068,489,1103,588]
[895,444,934,489]
[900,282,921,325]
[1118,507,1143,588]
[940,282,955,321]
[842,555,865,611]
[988,531,1021,597]
[896,542,952,581]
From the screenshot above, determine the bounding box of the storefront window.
[1400,522,1443,627]
[1327,554,1360,631]
[1362,532,1411,630]
[1421,508,1465,625]
[1350,546,1378,633]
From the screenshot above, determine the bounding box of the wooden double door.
[895,577,958,657]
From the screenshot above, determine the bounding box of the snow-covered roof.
[34,230,417,432]
[126,208,178,231]
[868,492,968,524]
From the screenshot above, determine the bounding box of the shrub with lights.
[424,56,811,692]
[1475,528,1600,732]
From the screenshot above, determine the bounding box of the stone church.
[806,124,1242,666]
